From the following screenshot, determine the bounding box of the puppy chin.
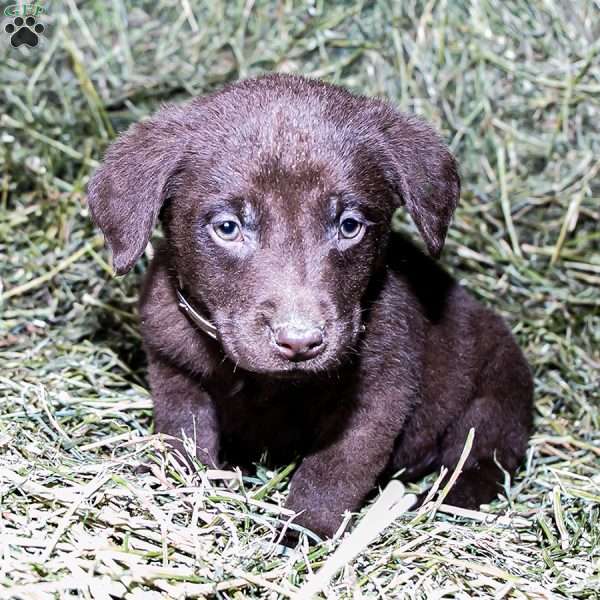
[223,347,337,376]
[217,335,347,377]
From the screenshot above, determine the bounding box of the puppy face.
[167,128,393,374]
[88,75,460,375]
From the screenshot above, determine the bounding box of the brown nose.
[274,325,324,361]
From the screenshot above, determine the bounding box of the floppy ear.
[87,106,187,275]
[375,106,460,258]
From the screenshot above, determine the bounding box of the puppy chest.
[212,381,334,466]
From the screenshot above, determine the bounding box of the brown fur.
[88,74,533,538]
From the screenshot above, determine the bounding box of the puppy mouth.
[215,328,340,376]
[223,344,336,376]
[215,324,365,378]
[211,308,363,376]
[254,364,330,379]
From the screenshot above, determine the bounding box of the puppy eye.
[339,217,362,239]
[213,220,242,242]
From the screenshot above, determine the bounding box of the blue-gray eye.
[214,220,241,241]
[339,217,362,239]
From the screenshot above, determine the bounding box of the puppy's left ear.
[373,105,460,258]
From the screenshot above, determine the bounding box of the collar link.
[176,276,218,340]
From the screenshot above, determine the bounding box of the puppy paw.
[277,522,324,548]
[284,499,345,540]
[437,461,503,509]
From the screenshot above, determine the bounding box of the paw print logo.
[5,16,45,47]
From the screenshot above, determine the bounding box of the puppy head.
[88,75,459,375]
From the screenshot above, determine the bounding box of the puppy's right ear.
[87,106,187,275]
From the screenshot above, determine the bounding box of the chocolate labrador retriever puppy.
[88,74,533,538]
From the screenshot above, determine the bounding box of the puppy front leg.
[147,353,220,468]
[285,407,403,538]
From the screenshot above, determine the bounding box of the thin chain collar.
[175,277,218,340]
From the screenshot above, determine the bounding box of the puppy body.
[89,75,533,537]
